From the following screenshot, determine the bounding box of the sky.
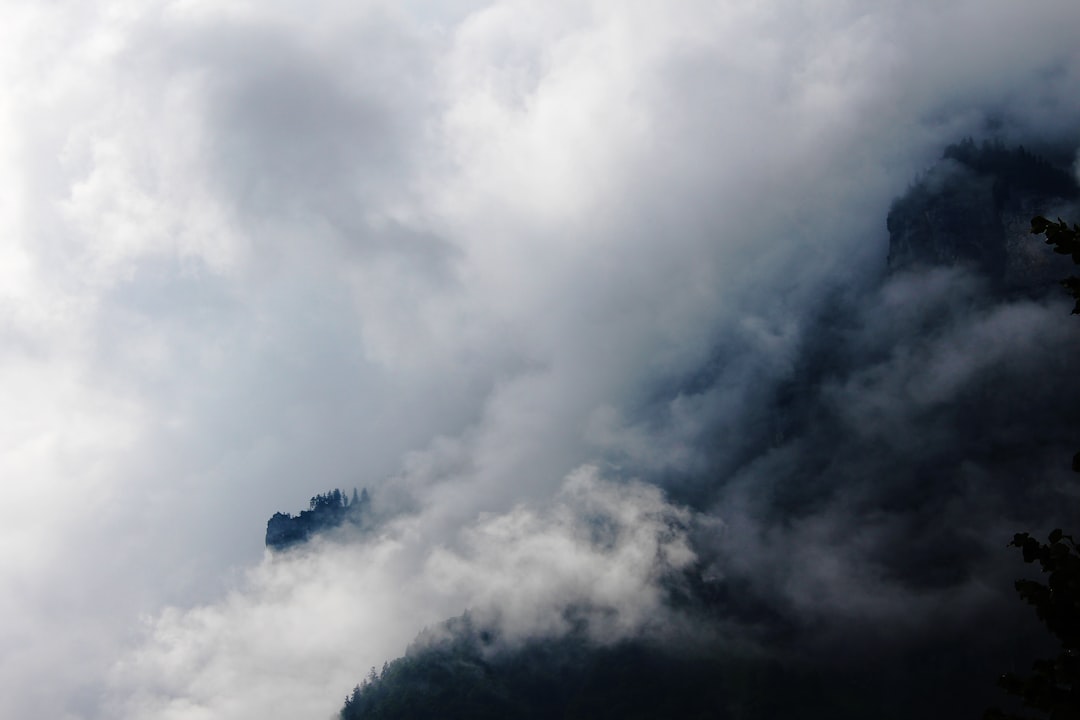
[3,1,1080,718]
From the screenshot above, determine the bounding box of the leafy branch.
[986,217,1080,719]
[1031,216,1080,314]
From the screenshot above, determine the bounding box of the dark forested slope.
[886,139,1078,288]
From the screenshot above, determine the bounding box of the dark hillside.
[886,139,1078,289]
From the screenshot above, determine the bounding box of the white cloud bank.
[108,468,696,720]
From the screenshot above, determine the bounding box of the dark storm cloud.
[619,263,1080,650]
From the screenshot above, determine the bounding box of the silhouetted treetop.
[265,487,370,551]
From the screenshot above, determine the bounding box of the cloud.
[3,1,1080,717]
[679,266,1080,641]
[106,468,696,719]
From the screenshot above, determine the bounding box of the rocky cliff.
[265,488,370,551]
[886,139,1079,290]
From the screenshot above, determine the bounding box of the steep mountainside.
[334,141,1080,720]
[886,139,1078,289]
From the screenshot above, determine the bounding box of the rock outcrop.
[265,487,370,551]
[887,139,1079,291]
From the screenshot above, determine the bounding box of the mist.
[3,1,1080,718]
